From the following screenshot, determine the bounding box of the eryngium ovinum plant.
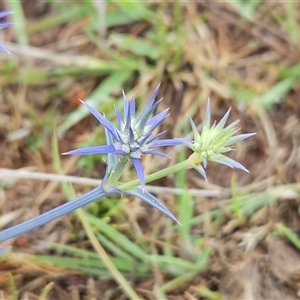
[0,85,255,246]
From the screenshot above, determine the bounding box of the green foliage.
[2,0,299,297]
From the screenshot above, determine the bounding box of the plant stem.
[119,159,191,190]
[0,186,105,242]
[106,155,129,186]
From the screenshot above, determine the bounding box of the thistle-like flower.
[0,11,12,53]
[185,101,255,180]
[63,85,184,187]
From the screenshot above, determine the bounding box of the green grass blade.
[275,222,300,250]
[149,255,197,275]
[8,273,18,300]
[111,1,156,24]
[285,1,299,43]
[27,4,93,34]
[231,175,242,217]
[109,34,161,60]
[225,0,261,21]
[96,233,135,262]
[38,282,54,300]
[33,254,144,273]
[85,213,149,261]
[176,148,193,241]
[158,247,211,292]
[46,242,102,260]
[7,0,28,46]
[257,78,295,109]
[3,66,108,85]
[195,286,222,300]
[159,271,198,294]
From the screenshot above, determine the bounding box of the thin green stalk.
[8,274,17,300]
[7,0,28,46]
[107,156,129,186]
[119,159,192,191]
[77,208,142,300]
[38,282,54,300]
[275,222,300,250]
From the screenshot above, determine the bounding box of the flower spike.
[185,100,256,180]
[63,85,185,187]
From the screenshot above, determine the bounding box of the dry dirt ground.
[1,1,300,299]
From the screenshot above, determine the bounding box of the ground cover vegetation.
[0,1,300,299]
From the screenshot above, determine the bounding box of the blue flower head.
[0,11,13,53]
[63,85,183,187]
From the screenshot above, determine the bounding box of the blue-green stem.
[7,1,28,46]
[0,186,105,242]
[106,155,129,187]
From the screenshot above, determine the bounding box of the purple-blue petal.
[143,150,170,158]
[0,11,13,18]
[112,149,127,155]
[81,101,120,141]
[177,138,194,149]
[115,129,125,143]
[202,157,207,168]
[124,100,131,131]
[0,247,9,255]
[114,107,123,128]
[137,84,160,121]
[151,138,185,147]
[192,164,207,181]
[130,146,140,151]
[63,145,115,156]
[122,91,129,119]
[0,11,12,53]
[129,126,135,144]
[148,131,166,143]
[147,84,160,106]
[121,186,179,223]
[104,128,118,170]
[131,158,145,188]
[136,99,162,130]
[130,98,136,119]
[0,22,11,29]
[0,44,9,53]
[146,109,169,131]
[138,131,152,145]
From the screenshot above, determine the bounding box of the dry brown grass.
[1,1,300,299]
